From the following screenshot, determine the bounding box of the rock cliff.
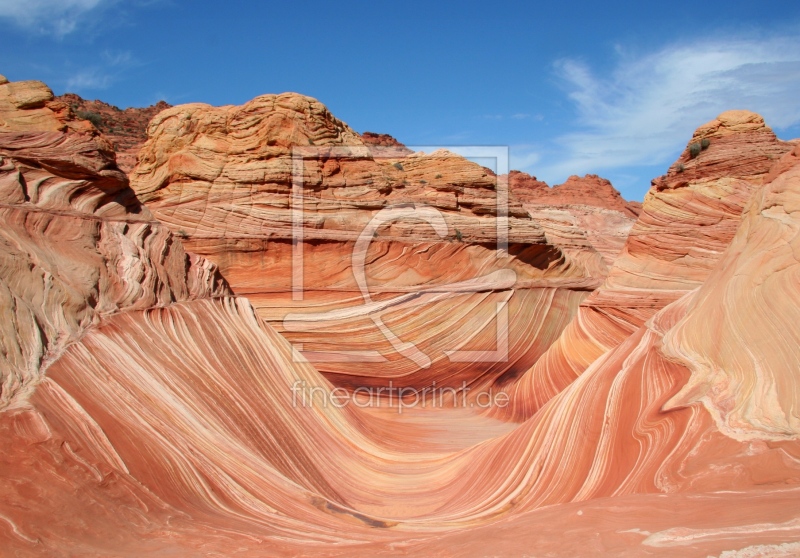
[0,79,226,411]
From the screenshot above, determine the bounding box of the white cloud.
[510,146,540,170]
[66,69,112,90]
[101,50,132,67]
[535,33,800,185]
[0,0,108,35]
[63,50,134,92]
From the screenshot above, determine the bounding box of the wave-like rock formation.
[499,110,795,420]
[128,93,613,392]
[0,79,227,411]
[663,142,800,441]
[2,75,800,557]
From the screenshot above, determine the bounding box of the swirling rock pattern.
[129,93,611,391]
[2,76,800,557]
[0,80,228,411]
[499,110,796,420]
[4,246,800,556]
[663,143,800,441]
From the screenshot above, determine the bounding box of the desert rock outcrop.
[499,109,795,419]
[129,93,610,392]
[509,170,641,217]
[0,79,227,411]
[57,92,172,173]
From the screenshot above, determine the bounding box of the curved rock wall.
[129,93,608,391]
[499,110,795,420]
[0,79,228,411]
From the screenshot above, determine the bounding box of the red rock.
[129,92,609,392]
[662,142,800,440]
[0,79,227,411]
[508,170,641,217]
[56,92,171,173]
[360,130,411,153]
[0,80,95,135]
[499,110,795,420]
[505,171,640,272]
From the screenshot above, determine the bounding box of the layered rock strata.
[500,110,795,419]
[0,79,227,411]
[129,93,609,391]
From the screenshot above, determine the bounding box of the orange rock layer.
[498,110,795,420]
[0,80,227,412]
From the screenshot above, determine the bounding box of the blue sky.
[2,0,800,200]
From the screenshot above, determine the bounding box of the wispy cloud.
[64,50,135,92]
[510,146,540,170]
[534,33,800,185]
[101,50,132,67]
[66,69,112,90]
[0,0,110,36]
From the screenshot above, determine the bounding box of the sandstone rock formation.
[504,170,641,275]
[360,130,412,152]
[0,79,226,411]
[2,75,800,558]
[509,170,641,217]
[662,141,800,441]
[0,79,96,135]
[57,92,171,173]
[499,110,795,419]
[129,92,610,392]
